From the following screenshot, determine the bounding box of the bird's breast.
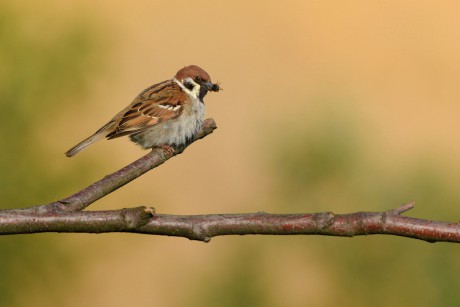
[130,99,205,148]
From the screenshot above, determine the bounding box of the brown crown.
[175,65,212,82]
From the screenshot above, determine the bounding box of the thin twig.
[36,118,217,213]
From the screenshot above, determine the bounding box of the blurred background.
[1,0,460,306]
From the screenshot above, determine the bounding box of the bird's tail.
[65,131,108,157]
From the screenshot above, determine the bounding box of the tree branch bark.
[39,118,217,213]
[2,118,460,243]
[2,203,460,243]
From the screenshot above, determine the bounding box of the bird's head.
[174,65,221,101]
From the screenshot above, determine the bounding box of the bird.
[65,65,221,157]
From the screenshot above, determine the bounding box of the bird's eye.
[195,76,202,82]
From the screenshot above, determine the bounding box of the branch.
[37,118,217,213]
[2,118,459,243]
[2,203,460,243]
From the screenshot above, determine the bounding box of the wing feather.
[107,80,186,139]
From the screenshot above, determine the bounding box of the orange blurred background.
[1,1,460,306]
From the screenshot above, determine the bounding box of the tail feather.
[65,132,107,157]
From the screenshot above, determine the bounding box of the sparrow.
[65,65,221,157]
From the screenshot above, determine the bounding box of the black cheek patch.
[184,81,195,91]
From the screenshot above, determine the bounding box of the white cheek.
[173,77,200,100]
[191,82,201,98]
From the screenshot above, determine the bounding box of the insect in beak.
[210,82,222,92]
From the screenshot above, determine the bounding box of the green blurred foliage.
[196,98,460,307]
[0,3,102,207]
[0,3,105,306]
[196,241,271,307]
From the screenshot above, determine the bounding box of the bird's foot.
[157,144,175,155]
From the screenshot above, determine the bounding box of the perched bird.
[65,65,221,157]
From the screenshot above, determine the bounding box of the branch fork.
[1,119,460,243]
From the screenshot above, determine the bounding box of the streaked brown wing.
[107,81,186,139]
